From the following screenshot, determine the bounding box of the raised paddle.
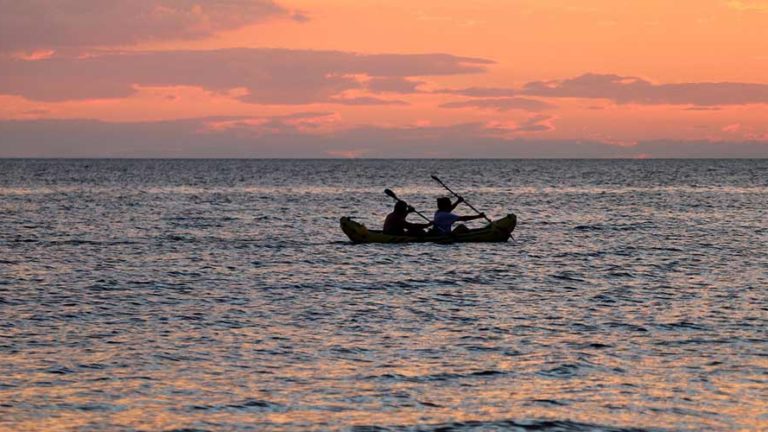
[431,175,493,224]
[384,188,431,223]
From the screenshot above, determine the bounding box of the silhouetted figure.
[433,197,485,234]
[383,201,432,235]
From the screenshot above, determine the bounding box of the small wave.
[531,399,570,406]
[162,234,196,242]
[350,427,390,432]
[329,346,372,355]
[551,272,586,282]
[45,366,76,375]
[188,399,284,412]
[46,239,102,245]
[363,419,659,431]
[655,321,709,331]
[605,322,649,332]
[9,238,38,243]
[461,345,503,353]
[164,428,210,432]
[592,293,617,303]
[608,271,634,278]
[538,364,582,379]
[568,342,613,350]
[77,363,106,370]
[365,370,508,383]
[654,338,733,347]
[574,225,604,231]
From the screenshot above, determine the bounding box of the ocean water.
[0,159,766,431]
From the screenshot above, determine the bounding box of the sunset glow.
[1,0,767,157]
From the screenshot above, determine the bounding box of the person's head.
[437,197,452,211]
[394,201,409,214]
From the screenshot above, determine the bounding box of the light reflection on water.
[1,159,766,431]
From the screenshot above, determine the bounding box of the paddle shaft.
[384,189,432,223]
[431,175,492,223]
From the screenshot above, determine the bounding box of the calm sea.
[1,159,766,431]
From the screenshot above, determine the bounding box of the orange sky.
[1,0,767,157]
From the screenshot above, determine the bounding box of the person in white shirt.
[432,197,485,234]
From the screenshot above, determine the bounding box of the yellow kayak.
[340,214,517,244]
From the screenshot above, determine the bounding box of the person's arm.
[405,206,431,228]
[458,213,485,222]
[449,196,464,212]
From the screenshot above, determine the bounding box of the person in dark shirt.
[383,201,432,235]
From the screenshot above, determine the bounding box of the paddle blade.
[384,189,399,200]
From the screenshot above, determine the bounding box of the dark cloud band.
[440,97,555,112]
[0,48,492,104]
[2,117,766,158]
[441,73,768,107]
[0,0,293,53]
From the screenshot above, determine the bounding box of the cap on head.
[437,197,451,211]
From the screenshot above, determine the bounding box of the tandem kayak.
[340,214,517,244]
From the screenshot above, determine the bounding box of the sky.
[1,0,768,157]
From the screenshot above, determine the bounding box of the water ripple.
[1,159,766,431]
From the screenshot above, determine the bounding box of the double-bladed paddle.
[431,175,493,224]
[384,188,432,223]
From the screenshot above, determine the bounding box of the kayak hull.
[340,214,516,244]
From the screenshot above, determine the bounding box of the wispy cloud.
[200,112,339,135]
[438,87,518,97]
[440,97,555,112]
[725,0,768,12]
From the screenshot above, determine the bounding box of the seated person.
[383,201,432,235]
[433,197,485,234]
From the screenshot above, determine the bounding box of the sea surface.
[1,159,766,431]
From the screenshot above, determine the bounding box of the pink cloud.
[440,97,555,112]
[0,49,491,104]
[330,96,409,106]
[21,109,51,116]
[512,114,557,132]
[441,73,768,107]
[0,0,297,53]
[202,112,341,135]
[522,73,768,106]
[367,77,425,94]
[486,115,556,133]
[438,87,518,97]
[11,50,56,61]
[199,112,340,137]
